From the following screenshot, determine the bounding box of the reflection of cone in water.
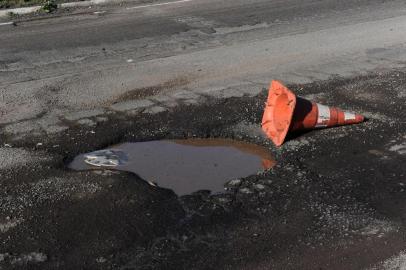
[261,158,274,170]
[262,80,365,146]
[173,138,276,169]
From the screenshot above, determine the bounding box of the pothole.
[68,138,275,195]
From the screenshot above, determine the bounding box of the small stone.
[144,106,167,114]
[239,188,253,194]
[96,116,108,122]
[77,118,96,127]
[227,179,241,187]
[0,253,9,262]
[254,184,266,190]
[96,257,107,263]
[148,181,157,187]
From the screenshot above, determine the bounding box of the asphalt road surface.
[1,0,406,128]
[0,0,405,269]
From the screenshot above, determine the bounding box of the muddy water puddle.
[69,139,275,195]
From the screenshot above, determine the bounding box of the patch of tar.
[108,76,190,105]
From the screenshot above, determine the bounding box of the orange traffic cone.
[261,80,364,146]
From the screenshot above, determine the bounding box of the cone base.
[261,81,296,146]
[262,80,365,146]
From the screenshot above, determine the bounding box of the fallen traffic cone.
[261,80,364,146]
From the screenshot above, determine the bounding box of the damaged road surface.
[0,69,405,269]
[1,0,406,269]
[69,139,275,195]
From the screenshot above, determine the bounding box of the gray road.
[1,0,406,133]
[0,1,406,269]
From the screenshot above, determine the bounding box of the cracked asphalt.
[0,0,406,269]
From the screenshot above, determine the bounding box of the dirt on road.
[0,69,405,269]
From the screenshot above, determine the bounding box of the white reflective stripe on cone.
[344,111,356,121]
[316,103,330,127]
